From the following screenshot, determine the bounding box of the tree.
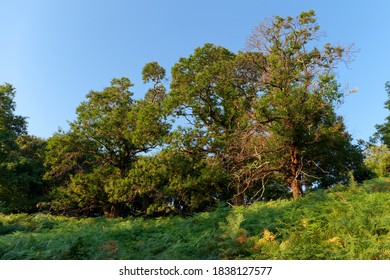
[167,11,361,202]
[373,82,390,145]
[364,144,390,177]
[71,75,169,174]
[0,83,27,212]
[367,82,390,178]
[168,44,258,155]
[0,83,27,160]
[44,129,97,187]
[15,135,48,204]
[245,10,357,198]
[1,84,47,212]
[142,61,167,103]
[45,66,170,217]
[168,44,263,204]
[120,148,229,215]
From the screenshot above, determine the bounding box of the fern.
[0,178,389,260]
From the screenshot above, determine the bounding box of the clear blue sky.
[1,0,389,141]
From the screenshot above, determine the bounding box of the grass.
[0,178,389,260]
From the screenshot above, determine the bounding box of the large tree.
[168,44,263,204]
[45,65,170,217]
[168,11,361,202]
[243,10,359,198]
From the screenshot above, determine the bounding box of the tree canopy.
[373,82,390,145]
[0,84,46,212]
[244,10,357,198]
[166,10,364,202]
[0,10,374,217]
[44,65,171,217]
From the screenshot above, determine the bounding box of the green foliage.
[67,76,169,175]
[45,76,170,217]
[0,84,47,213]
[1,83,27,212]
[168,43,251,154]
[1,178,389,260]
[0,11,372,243]
[124,149,229,215]
[166,11,362,203]
[71,77,140,174]
[0,207,228,260]
[46,169,111,216]
[364,144,390,177]
[369,82,390,178]
[44,130,96,186]
[218,179,390,260]
[142,62,167,103]
[0,83,27,139]
[142,62,166,84]
[247,11,356,198]
[14,135,48,208]
[373,82,390,145]
[0,15,382,269]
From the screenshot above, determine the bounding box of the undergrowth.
[0,178,389,260]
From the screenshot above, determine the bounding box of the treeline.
[0,11,385,217]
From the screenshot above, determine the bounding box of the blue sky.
[1,0,389,141]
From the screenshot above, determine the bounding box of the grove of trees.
[0,11,382,218]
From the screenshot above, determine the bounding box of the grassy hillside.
[0,178,389,260]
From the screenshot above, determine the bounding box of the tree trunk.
[291,177,303,199]
[104,204,119,218]
[232,193,245,206]
[290,146,303,199]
